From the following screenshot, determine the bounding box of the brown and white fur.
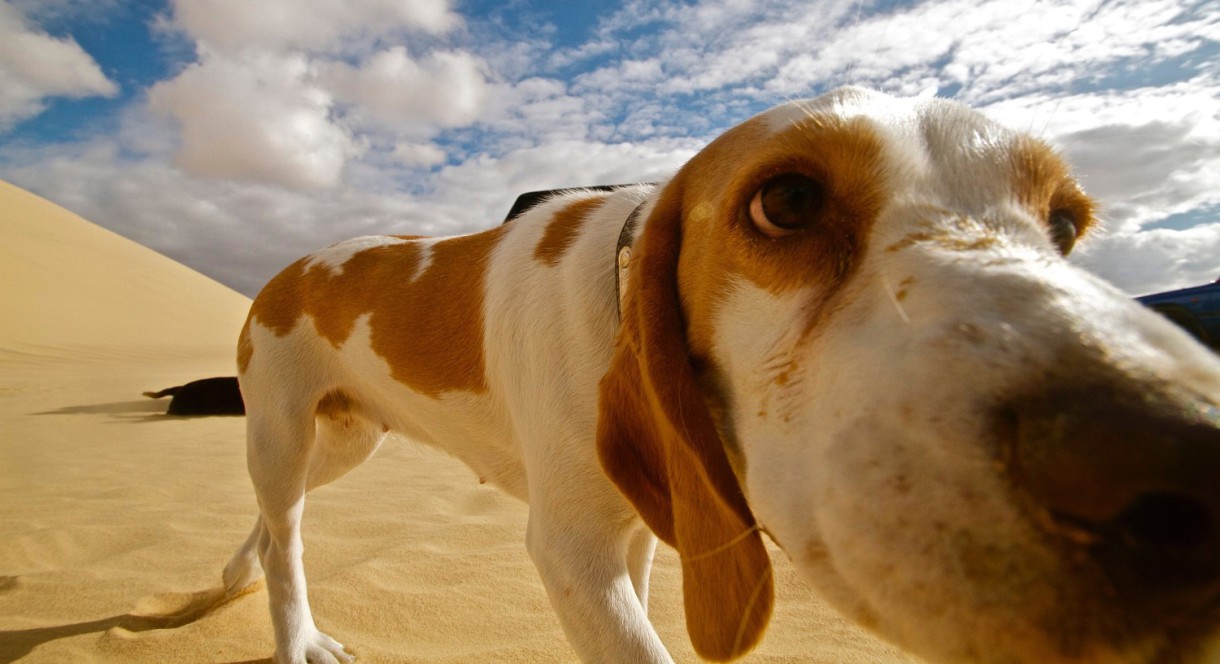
[223,87,1220,664]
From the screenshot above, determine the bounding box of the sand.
[0,180,919,663]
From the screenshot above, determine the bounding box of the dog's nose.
[1006,390,1220,606]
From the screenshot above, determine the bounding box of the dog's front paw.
[275,629,354,664]
[306,630,353,664]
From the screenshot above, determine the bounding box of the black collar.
[501,184,650,318]
[502,184,635,223]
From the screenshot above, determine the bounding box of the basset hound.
[222,86,1220,664]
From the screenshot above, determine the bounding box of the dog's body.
[225,87,1220,664]
[144,376,244,416]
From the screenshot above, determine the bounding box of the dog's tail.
[143,386,180,399]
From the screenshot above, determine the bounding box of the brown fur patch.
[315,389,354,419]
[1011,137,1096,241]
[247,229,506,397]
[673,113,887,358]
[534,196,603,266]
[236,317,254,374]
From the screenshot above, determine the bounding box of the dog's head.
[598,87,1220,663]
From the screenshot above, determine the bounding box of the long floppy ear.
[597,183,773,662]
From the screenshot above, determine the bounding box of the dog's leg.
[525,485,673,664]
[246,406,360,664]
[223,515,267,595]
[223,412,385,602]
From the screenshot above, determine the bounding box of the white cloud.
[0,0,117,130]
[142,0,491,189]
[147,50,360,189]
[425,138,697,226]
[574,57,664,94]
[567,0,1217,111]
[392,142,447,167]
[948,0,1216,103]
[473,77,604,148]
[319,47,489,136]
[167,0,459,53]
[980,79,1220,235]
[764,0,1127,99]
[1075,224,1220,295]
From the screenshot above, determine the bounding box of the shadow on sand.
[35,399,167,416]
[33,399,243,422]
[0,582,266,664]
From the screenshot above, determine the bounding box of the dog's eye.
[749,173,826,238]
[1047,209,1077,255]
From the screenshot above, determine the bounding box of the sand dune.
[0,180,250,358]
[0,180,918,663]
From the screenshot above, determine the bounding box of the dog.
[144,376,244,416]
[221,87,1220,664]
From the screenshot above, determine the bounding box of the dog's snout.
[1005,389,1220,604]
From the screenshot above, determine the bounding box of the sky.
[0,0,1217,297]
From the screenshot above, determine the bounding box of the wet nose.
[1006,389,1220,605]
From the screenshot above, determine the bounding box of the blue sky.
[0,0,1217,296]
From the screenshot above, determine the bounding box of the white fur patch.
[411,238,437,282]
[760,87,893,133]
[302,235,410,275]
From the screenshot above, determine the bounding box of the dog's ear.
[597,182,773,662]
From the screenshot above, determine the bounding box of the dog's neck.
[500,183,651,319]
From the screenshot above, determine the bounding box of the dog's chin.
[785,529,1220,664]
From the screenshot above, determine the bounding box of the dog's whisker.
[733,566,774,659]
[685,524,763,562]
